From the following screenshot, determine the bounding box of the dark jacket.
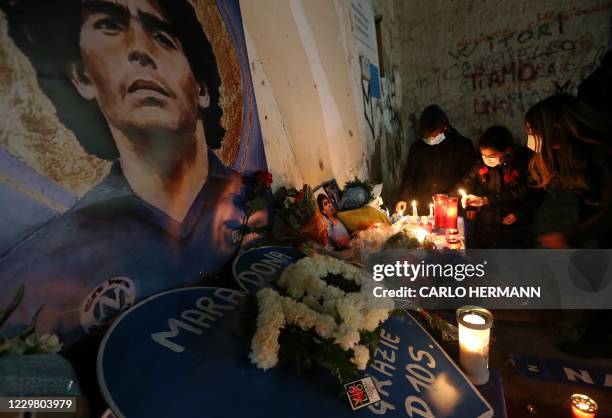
[563,146,612,247]
[458,146,542,248]
[398,128,475,209]
[578,50,611,117]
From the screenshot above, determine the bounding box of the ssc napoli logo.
[80,277,136,333]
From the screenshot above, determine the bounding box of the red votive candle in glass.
[446,196,459,230]
[433,194,448,230]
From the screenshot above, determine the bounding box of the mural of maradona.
[0,0,267,347]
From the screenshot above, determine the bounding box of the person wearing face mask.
[397,105,475,209]
[457,126,540,248]
[524,94,612,359]
[525,93,612,249]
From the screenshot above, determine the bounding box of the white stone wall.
[241,0,390,192]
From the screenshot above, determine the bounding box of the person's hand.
[502,213,517,225]
[464,194,485,208]
[538,232,568,248]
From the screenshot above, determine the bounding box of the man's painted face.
[74,0,207,137]
[322,197,335,217]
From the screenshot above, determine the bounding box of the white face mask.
[527,134,540,152]
[483,157,501,167]
[423,132,446,145]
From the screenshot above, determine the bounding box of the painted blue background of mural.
[98,287,493,418]
[0,0,268,348]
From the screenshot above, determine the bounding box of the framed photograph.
[322,179,342,210]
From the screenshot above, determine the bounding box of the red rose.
[479,167,489,176]
[254,170,273,187]
[503,169,519,184]
[294,190,305,202]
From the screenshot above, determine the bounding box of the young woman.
[459,126,540,248]
[317,194,350,249]
[525,93,612,248]
[525,94,612,358]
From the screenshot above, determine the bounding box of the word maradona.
[373,286,542,299]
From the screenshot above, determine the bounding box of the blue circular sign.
[98,287,493,418]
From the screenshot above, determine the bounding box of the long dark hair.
[525,94,612,189]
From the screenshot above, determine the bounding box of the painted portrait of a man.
[0,0,267,346]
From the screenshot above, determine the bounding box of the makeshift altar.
[95,175,497,418]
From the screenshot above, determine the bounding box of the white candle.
[459,189,467,208]
[457,307,493,385]
[429,203,434,217]
[571,394,598,418]
[412,200,418,219]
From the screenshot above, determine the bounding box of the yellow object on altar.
[337,206,390,233]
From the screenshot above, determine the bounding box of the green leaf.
[18,305,44,341]
[247,196,269,213]
[0,285,24,330]
[252,226,270,235]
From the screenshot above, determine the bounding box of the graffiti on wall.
[405,1,611,139]
[445,8,609,117]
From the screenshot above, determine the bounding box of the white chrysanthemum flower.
[351,345,370,370]
[38,334,62,353]
[334,323,360,350]
[250,255,394,372]
[362,308,391,331]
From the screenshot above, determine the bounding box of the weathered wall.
[241,0,406,204]
[400,0,612,143]
[373,0,411,204]
[241,0,367,189]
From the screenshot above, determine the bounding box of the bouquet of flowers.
[246,255,394,383]
[0,286,62,356]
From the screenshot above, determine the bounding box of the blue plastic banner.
[233,246,306,293]
[513,353,612,392]
[98,287,493,418]
[369,64,381,99]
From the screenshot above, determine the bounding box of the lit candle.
[429,203,434,218]
[433,194,448,230]
[459,189,467,207]
[415,226,429,243]
[571,394,598,418]
[457,307,493,385]
[446,197,459,230]
[411,200,418,219]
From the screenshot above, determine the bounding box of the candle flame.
[571,394,598,413]
[415,227,429,243]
